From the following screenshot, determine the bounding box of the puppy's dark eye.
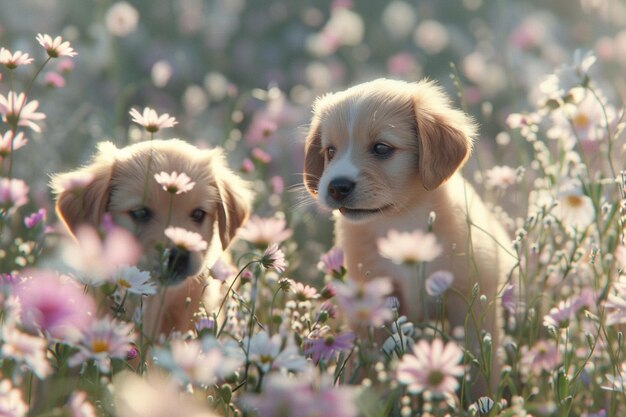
[191,208,207,224]
[325,146,336,161]
[372,142,394,157]
[129,207,152,223]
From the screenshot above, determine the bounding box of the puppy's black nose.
[164,247,190,277]
[328,177,355,202]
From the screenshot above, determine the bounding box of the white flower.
[556,182,595,230]
[378,229,442,265]
[105,2,139,37]
[110,265,157,295]
[154,338,225,385]
[540,49,596,101]
[244,330,308,374]
[0,92,46,132]
[485,165,519,190]
[1,326,52,378]
[154,171,196,194]
[129,107,177,133]
[164,227,208,252]
[605,276,626,326]
[113,371,217,417]
[0,48,34,68]
[0,379,28,417]
[333,277,394,327]
[397,338,465,396]
[69,317,135,373]
[36,33,77,58]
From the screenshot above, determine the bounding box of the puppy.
[52,139,252,338]
[303,79,515,395]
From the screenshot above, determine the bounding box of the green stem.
[215,259,258,337]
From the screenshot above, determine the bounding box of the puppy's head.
[52,139,252,285]
[303,78,476,222]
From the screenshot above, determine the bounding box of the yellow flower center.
[572,112,590,129]
[117,278,132,289]
[566,195,584,208]
[427,370,445,387]
[259,354,273,364]
[91,339,109,353]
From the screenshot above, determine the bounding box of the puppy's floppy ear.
[303,105,325,197]
[412,81,476,191]
[212,149,253,250]
[51,142,118,235]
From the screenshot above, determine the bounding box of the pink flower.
[57,58,75,73]
[319,246,345,276]
[270,175,284,195]
[62,225,142,284]
[238,215,293,246]
[44,71,66,88]
[244,115,277,144]
[36,33,77,58]
[0,379,28,417]
[506,112,541,139]
[291,281,320,301]
[129,107,177,133]
[606,276,626,326]
[333,277,393,327]
[241,158,255,173]
[501,283,517,314]
[387,52,418,76]
[304,328,354,363]
[1,325,52,378]
[261,243,287,273]
[543,288,595,328]
[67,392,97,417]
[485,165,519,190]
[0,47,34,69]
[0,178,29,209]
[520,340,561,377]
[378,229,442,265]
[0,130,28,158]
[69,317,135,373]
[164,226,208,252]
[397,338,465,396]
[24,208,46,229]
[243,374,358,417]
[154,171,196,194]
[209,257,236,282]
[251,147,272,164]
[13,270,96,342]
[0,92,46,132]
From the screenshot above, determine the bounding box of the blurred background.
[1,0,625,275]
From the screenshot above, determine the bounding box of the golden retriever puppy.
[303,78,515,395]
[52,139,252,338]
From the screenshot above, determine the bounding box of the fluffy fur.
[52,139,252,338]
[303,78,515,394]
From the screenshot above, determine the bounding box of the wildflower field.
[1,1,626,416]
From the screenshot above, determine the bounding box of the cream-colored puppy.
[303,78,515,394]
[52,139,252,337]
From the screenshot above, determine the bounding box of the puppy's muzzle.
[162,247,191,285]
[328,177,355,203]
